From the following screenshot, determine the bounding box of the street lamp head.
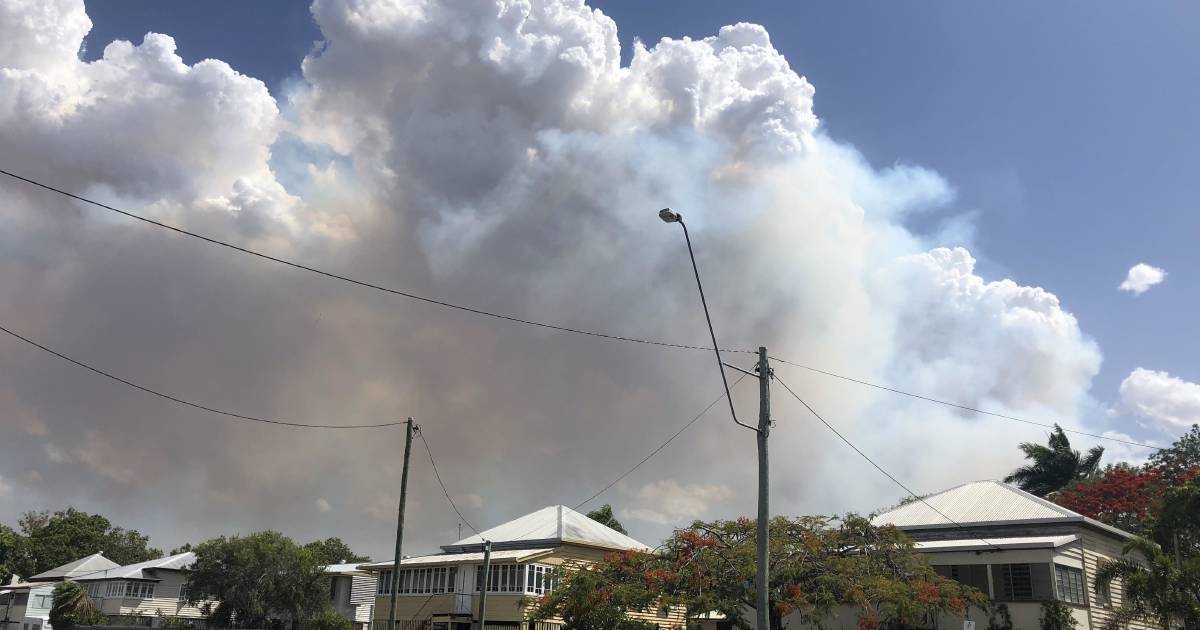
[658,208,681,224]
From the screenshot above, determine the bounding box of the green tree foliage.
[1005,425,1104,497]
[12,508,161,579]
[49,580,105,628]
[1149,424,1200,484]
[306,607,355,630]
[524,561,658,630]
[1152,477,1200,562]
[1094,538,1200,630]
[1038,601,1077,630]
[0,524,22,584]
[303,537,369,565]
[586,504,628,536]
[184,531,330,630]
[527,515,986,630]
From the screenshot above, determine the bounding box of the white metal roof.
[324,563,374,575]
[72,552,196,581]
[444,505,650,552]
[359,548,555,570]
[914,534,1079,553]
[872,480,1133,539]
[31,552,120,580]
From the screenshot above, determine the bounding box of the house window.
[996,564,1034,600]
[377,567,458,595]
[1054,565,1086,605]
[106,582,124,598]
[933,564,990,594]
[474,564,555,595]
[124,581,155,599]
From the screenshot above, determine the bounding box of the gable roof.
[442,505,650,552]
[72,552,196,581]
[31,552,120,580]
[871,480,1133,540]
[359,548,555,571]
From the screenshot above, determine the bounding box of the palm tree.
[1093,538,1200,630]
[49,580,103,629]
[1004,424,1103,496]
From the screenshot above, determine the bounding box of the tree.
[49,580,105,628]
[1153,476,1200,560]
[1053,465,1163,535]
[170,543,194,555]
[1005,425,1104,497]
[185,531,330,630]
[13,508,161,578]
[1149,424,1200,485]
[303,537,369,565]
[527,515,986,630]
[586,504,628,536]
[1,524,22,584]
[524,560,658,630]
[1094,538,1200,630]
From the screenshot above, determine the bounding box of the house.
[360,505,685,630]
[326,563,377,630]
[864,480,1153,630]
[27,552,209,627]
[0,578,57,630]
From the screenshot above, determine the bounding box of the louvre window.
[377,567,457,595]
[474,564,556,595]
[1054,565,1086,605]
[123,581,155,599]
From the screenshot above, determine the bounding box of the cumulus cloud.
[1118,368,1200,434]
[1119,263,1166,294]
[623,480,732,525]
[315,497,332,513]
[42,443,69,463]
[0,0,1111,555]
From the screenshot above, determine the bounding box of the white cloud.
[42,442,69,463]
[1118,368,1200,434]
[0,474,11,498]
[452,493,484,510]
[1098,431,1160,467]
[0,0,1112,553]
[1119,263,1166,294]
[623,480,732,525]
[315,497,332,512]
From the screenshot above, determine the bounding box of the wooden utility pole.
[387,418,416,630]
[476,540,492,630]
[756,347,770,630]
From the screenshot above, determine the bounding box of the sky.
[1,0,1197,561]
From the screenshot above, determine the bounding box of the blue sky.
[82,0,1198,414]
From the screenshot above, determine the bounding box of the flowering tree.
[1053,465,1163,535]
[526,514,986,630]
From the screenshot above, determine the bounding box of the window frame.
[1054,564,1086,605]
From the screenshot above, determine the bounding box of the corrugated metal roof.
[914,534,1079,552]
[872,480,1133,539]
[444,505,650,551]
[324,563,372,575]
[31,552,120,580]
[73,552,196,581]
[359,548,554,570]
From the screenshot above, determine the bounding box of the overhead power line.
[773,373,1006,553]
[770,356,1163,452]
[417,428,483,538]
[1,170,1156,452]
[574,372,751,510]
[0,322,404,429]
[0,168,754,355]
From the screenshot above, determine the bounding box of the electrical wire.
[773,372,1006,553]
[417,428,483,537]
[0,322,405,429]
[573,372,751,510]
[769,356,1163,452]
[0,168,756,356]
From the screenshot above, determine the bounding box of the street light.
[659,207,771,630]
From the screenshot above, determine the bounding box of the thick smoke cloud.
[1,0,1111,557]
